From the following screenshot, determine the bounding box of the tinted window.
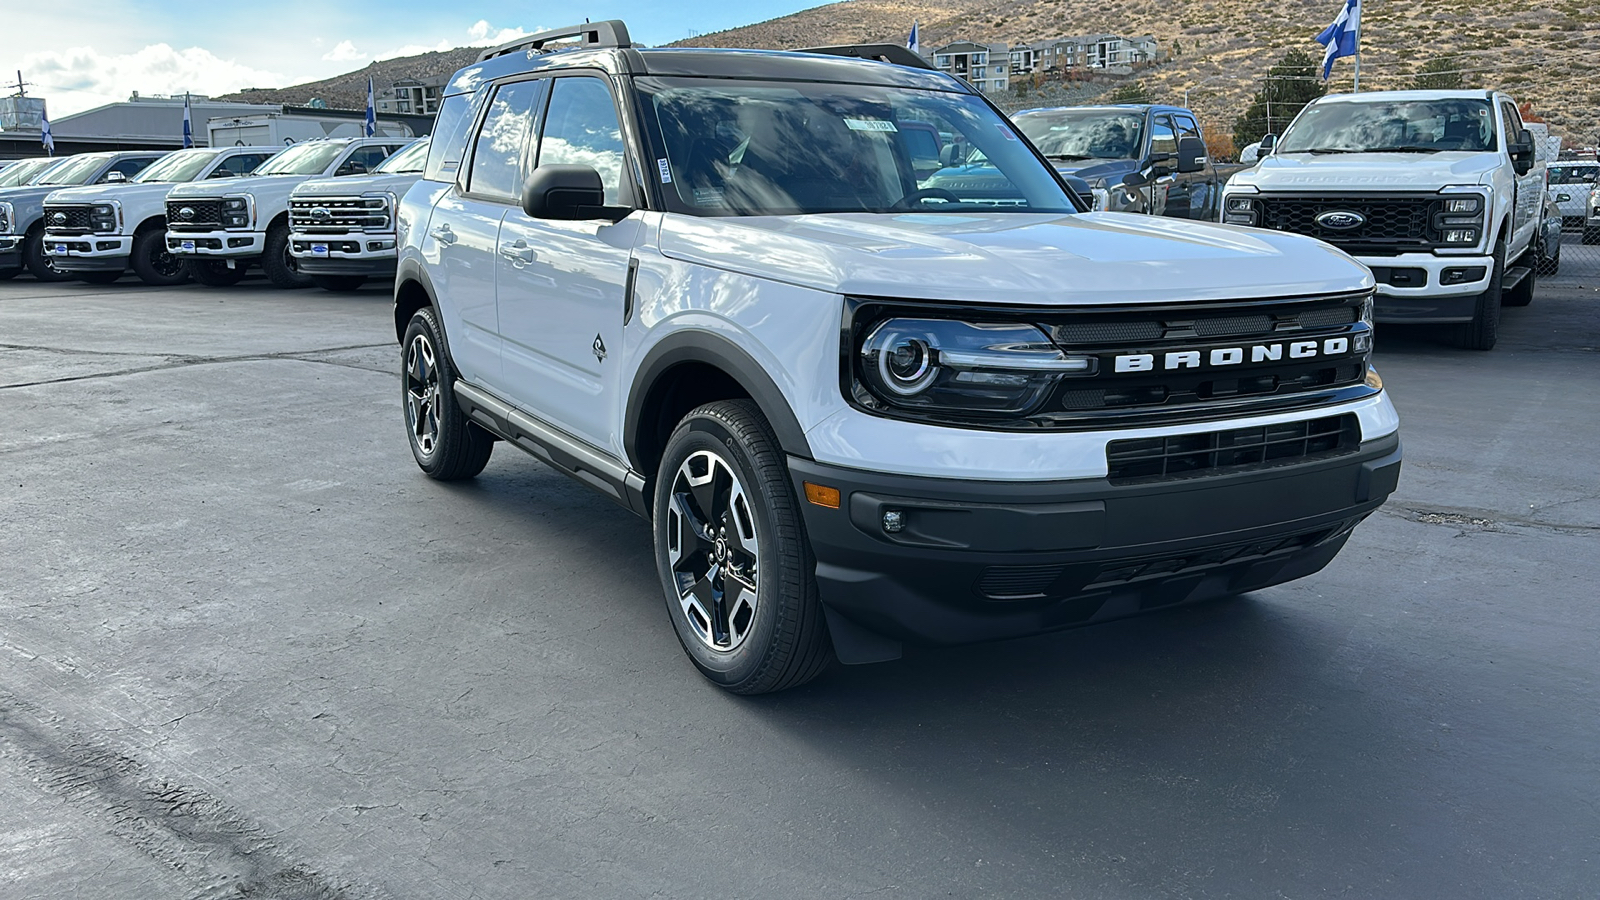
[469,80,544,201]
[425,90,482,183]
[1150,117,1177,156]
[218,153,269,175]
[1174,115,1201,139]
[339,145,400,176]
[538,76,627,206]
[105,157,157,180]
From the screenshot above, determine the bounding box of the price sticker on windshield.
[845,118,898,133]
[996,124,1019,141]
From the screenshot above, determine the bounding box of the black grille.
[978,565,1064,600]
[1252,195,1442,255]
[166,199,224,230]
[1086,526,1342,595]
[44,205,94,233]
[1106,414,1359,484]
[289,197,390,233]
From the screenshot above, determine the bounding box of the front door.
[1500,101,1541,253]
[497,74,641,457]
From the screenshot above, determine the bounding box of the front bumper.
[289,233,397,277]
[1357,251,1493,323]
[167,229,264,258]
[43,233,133,271]
[791,432,1401,653]
[0,235,19,270]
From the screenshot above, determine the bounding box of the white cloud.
[22,43,292,118]
[321,40,365,62]
[374,20,542,61]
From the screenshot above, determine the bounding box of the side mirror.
[1510,128,1535,176]
[521,164,615,221]
[1122,170,1150,188]
[104,171,127,183]
[1258,133,1278,155]
[1176,136,1207,174]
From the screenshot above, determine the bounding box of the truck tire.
[188,259,248,287]
[130,229,191,286]
[24,230,73,282]
[1451,239,1503,351]
[402,306,493,480]
[260,223,312,289]
[1503,249,1536,308]
[76,271,122,284]
[653,400,833,695]
[311,274,367,292]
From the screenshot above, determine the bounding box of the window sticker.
[996,124,1019,141]
[844,118,899,133]
[657,158,673,184]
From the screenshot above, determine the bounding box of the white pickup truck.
[287,137,427,292]
[164,136,410,287]
[1223,90,1544,350]
[42,146,277,285]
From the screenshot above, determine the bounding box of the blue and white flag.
[364,76,377,137]
[41,107,54,156]
[1315,0,1361,80]
[182,92,194,148]
[906,21,920,55]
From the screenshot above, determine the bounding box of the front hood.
[657,211,1371,305]
[44,182,176,206]
[1053,158,1136,183]
[0,185,59,203]
[168,174,312,198]
[1232,151,1503,190]
[292,172,421,198]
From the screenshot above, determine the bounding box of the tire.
[188,259,248,287]
[130,229,190,286]
[1503,249,1536,308]
[311,274,367,292]
[1584,228,1600,246]
[260,223,312,289]
[653,400,832,695]
[23,230,72,282]
[76,271,122,284]
[402,306,493,480]
[1451,238,1503,351]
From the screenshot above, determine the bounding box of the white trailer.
[207,113,413,147]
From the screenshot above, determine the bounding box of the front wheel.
[402,306,493,480]
[653,400,832,694]
[260,224,312,289]
[1451,239,1503,351]
[131,230,191,286]
[311,274,367,292]
[188,258,248,287]
[24,231,73,282]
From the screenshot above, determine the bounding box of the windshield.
[0,157,59,188]
[134,148,224,183]
[251,142,346,176]
[1277,99,1497,153]
[1014,109,1145,160]
[1547,164,1597,186]
[37,154,114,186]
[640,78,1079,216]
[376,139,429,173]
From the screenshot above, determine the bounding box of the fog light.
[882,509,905,533]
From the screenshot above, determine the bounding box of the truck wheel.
[76,271,122,284]
[1451,240,1503,351]
[130,230,191,286]
[188,259,248,287]
[311,274,367,292]
[1503,249,1537,308]
[24,231,73,282]
[653,400,832,695]
[402,306,493,480]
[260,224,312,289]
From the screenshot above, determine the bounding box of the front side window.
[1013,109,1145,161]
[253,142,347,176]
[537,76,627,206]
[1277,99,1498,153]
[339,144,401,176]
[1150,117,1177,157]
[216,153,271,176]
[37,154,115,186]
[134,149,222,183]
[1499,103,1524,156]
[468,79,544,202]
[106,157,156,180]
[641,77,1079,216]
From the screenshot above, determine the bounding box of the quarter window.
[468,80,544,201]
[537,77,628,206]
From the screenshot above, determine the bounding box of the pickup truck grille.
[1253,194,1442,255]
[42,205,95,234]
[166,199,224,230]
[289,197,390,233]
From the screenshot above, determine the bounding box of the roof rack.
[477,20,632,61]
[796,44,936,71]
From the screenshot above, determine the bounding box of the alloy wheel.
[666,449,761,651]
[405,333,440,457]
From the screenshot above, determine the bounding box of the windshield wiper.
[1365,145,1440,154]
[1045,153,1098,161]
[1298,147,1361,154]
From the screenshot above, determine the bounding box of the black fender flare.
[626,331,813,469]
[393,256,443,343]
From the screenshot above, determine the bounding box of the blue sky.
[5,1,828,117]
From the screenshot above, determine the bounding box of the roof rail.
[477,20,632,61]
[796,44,936,71]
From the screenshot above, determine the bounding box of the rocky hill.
[220,47,483,110]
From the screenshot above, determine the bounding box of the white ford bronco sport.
[1223,90,1545,351]
[395,23,1403,694]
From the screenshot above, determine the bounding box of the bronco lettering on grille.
[1114,338,1353,373]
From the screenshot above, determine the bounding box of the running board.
[1502,265,1532,292]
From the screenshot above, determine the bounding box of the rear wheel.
[24,231,72,282]
[1451,239,1503,351]
[130,229,190,286]
[260,223,311,289]
[188,258,248,287]
[402,306,493,480]
[76,271,122,284]
[653,400,832,694]
[311,274,367,292]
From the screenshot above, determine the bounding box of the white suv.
[394,24,1403,693]
[165,136,410,287]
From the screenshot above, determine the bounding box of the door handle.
[430,223,456,246]
[498,240,535,265]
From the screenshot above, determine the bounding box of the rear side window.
[467,80,545,202]
[425,90,484,183]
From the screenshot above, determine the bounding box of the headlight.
[222,196,251,228]
[223,198,247,210]
[1442,197,1481,215]
[0,201,11,233]
[1441,228,1479,244]
[1223,195,1258,226]
[90,203,118,232]
[1090,187,1109,211]
[855,317,1094,416]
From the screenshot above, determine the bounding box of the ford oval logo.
[51,212,66,225]
[178,207,195,220]
[310,207,331,221]
[1315,210,1366,230]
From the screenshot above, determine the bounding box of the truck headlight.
[1090,187,1110,211]
[222,196,250,228]
[1441,228,1479,244]
[1223,196,1258,226]
[855,318,1094,416]
[0,202,11,233]
[90,203,118,232]
[1442,197,1482,215]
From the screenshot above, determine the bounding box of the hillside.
[220,47,483,110]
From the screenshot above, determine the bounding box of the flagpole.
[1353,47,1360,91]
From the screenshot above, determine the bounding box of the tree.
[1518,102,1545,124]
[1106,81,1153,104]
[1231,48,1326,152]
[1413,56,1465,90]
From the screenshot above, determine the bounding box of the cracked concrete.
[2,277,1598,899]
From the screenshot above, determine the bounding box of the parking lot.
[2,269,1597,899]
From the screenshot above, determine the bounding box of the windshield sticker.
[845,118,898,133]
[692,188,725,206]
[657,158,672,184]
[996,124,1019,141]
